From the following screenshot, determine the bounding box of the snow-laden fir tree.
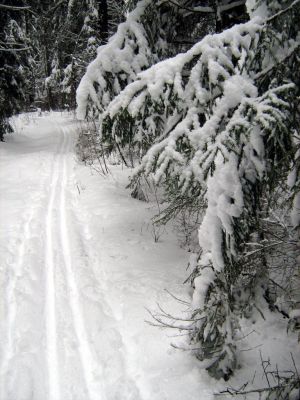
[76,0,241,121]
[77,0,300,383]
[76,0,245,166]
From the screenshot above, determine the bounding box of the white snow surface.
[1,112,299,400]
[0,112,217,400]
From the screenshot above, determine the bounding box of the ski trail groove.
[45,128,65,400]
[59,126,103,400]
[0,202,37,398]
[0,126,64,399]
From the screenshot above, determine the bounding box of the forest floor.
[0,112,217,400]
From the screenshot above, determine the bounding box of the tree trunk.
[99,0,108,42]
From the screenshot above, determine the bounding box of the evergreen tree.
[42,0,126,110]
[77,0,300,384]
[76,0,246,120]
[0,2,32,140]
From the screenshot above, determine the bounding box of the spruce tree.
[76,0,244,120]
[77,0,300,384]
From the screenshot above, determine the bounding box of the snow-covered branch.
[76,0,166,119]
[75,0,300,381]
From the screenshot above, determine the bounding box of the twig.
[155,303,204,322]
[291,353,300,400]
[251,370,256,385]
[0,4,31,10]
[239,344,262,352]
[145,308,194,330]
[291,352,300,380]
[244,241,283,257]
[260,350,271,388]
[254,304,266,320]
[216,383,295,396]
[235,329,258,341]
[164,289,190,305]
[266,0,300,23]
[163,0,213,14]
[0,46,31,52]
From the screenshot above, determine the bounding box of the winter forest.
[0,0,300,399]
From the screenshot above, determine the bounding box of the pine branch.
[0,5,31,11]
[145,308,195,330]
[163,0,246,14]
[0,46,31,52]
[163,0,213,13]
[164,289,190,305]
[254,42,300,81]
[47,0,66,15]
[266,0,300,23]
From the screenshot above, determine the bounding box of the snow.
[76,0,155,120]
[198,153,244,271]
[192,266,215,310]
[0,112,217,400]
[288,145,300,228]
[291,192,300,228]
[0,111,298,399]
[246,0,269,18]
[231,306,300,398]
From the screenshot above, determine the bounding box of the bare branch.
[164,289,190,305]
[216,381,299,397]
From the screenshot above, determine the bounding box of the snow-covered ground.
[1,112,299,400]
[0,112,216,400]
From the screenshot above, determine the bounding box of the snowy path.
[0,113,215,400]
[43,124,104,400]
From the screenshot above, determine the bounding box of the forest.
[1,0,300,399]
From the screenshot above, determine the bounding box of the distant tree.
[0,0,130,138]
[0,1,32,140]
[41,0,126,110]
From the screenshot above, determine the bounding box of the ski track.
[0,115,144,400]
[0,123,64,399]
[58,126,104,400]
[45,125,64,400]
[44,122,102,400]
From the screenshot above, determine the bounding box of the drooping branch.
[266,0,300,22]
[164,0,246,15]
[164,0,213,13]
[0,4,31,11]
[0,46,31,52]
